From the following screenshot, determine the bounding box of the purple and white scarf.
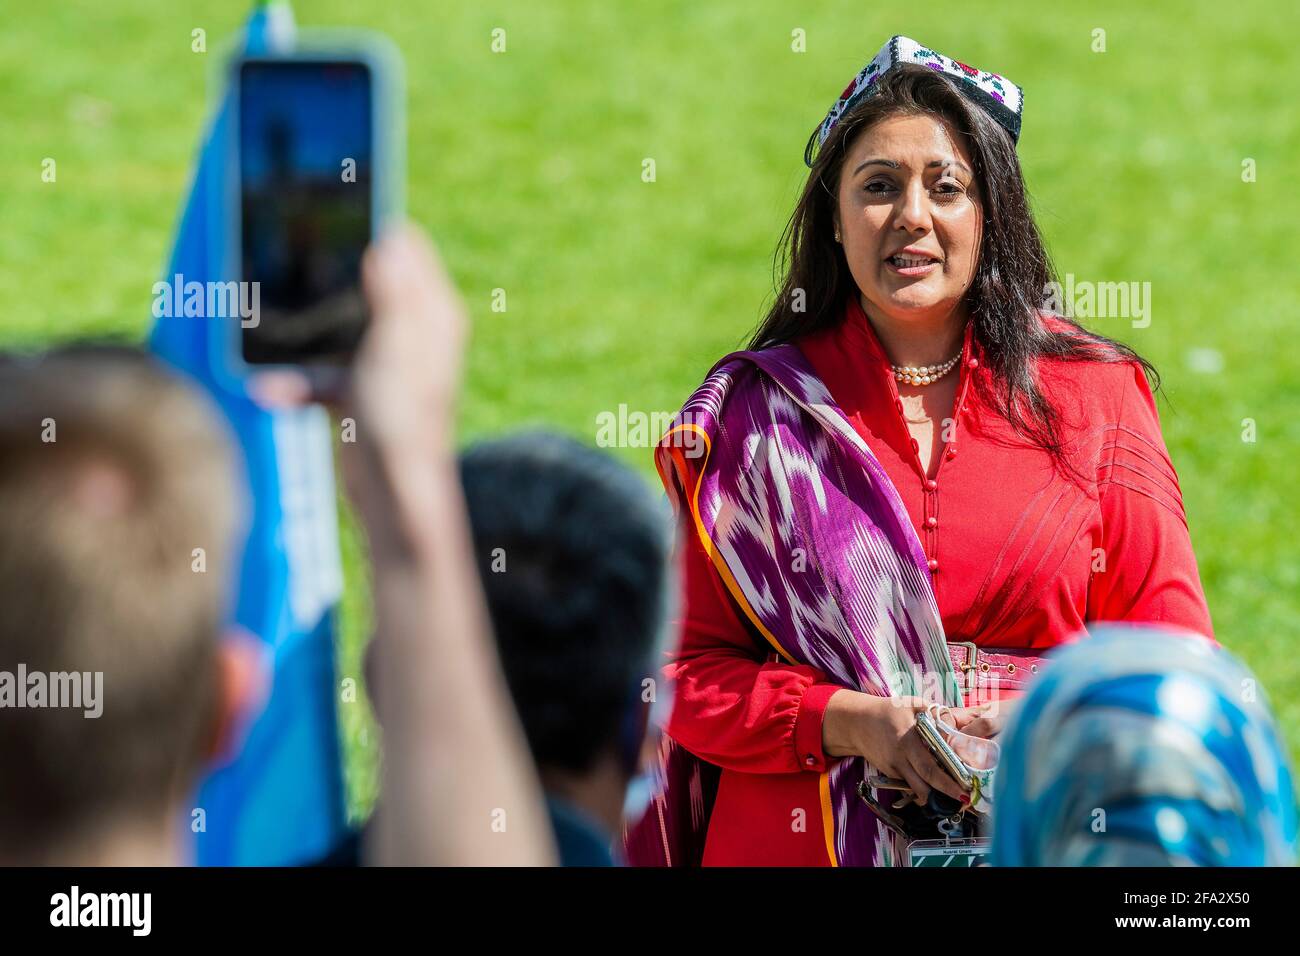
[654,345,963,866]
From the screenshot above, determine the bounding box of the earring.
[834,230,841,243]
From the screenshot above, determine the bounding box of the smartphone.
[915,710,974,791]
[230,45,400,378]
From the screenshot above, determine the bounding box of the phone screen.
[238,60,373,366]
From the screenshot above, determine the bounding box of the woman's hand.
[948,697,1019,739]
[822,690,969,804]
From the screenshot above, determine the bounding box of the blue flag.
[149,2,348,866]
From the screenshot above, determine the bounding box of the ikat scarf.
[652,345,966,866]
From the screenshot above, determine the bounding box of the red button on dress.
[928,559,940,572]
[926,516,938,527]
[925,479,938,491]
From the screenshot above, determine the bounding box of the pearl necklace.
[891,351,962,387]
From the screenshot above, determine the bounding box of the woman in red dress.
[653,40,1214,866]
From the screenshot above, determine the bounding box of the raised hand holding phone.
[349,227,555,865]
[251,226,556,865]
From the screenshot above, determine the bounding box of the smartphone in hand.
[916,710,974,791]
[227,41,402,388]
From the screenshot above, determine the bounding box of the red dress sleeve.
[663,523,845,774]
[1086,363,1215,640]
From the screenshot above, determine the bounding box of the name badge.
[906,837,993,867]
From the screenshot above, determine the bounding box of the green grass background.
[3,1,1298,821]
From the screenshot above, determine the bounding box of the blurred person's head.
[0,346,262,864]
[991,625,1298,866]
[457,432,671,840]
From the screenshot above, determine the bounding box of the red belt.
[946,641,1049,698]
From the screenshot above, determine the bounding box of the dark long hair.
[752,65,1157,466]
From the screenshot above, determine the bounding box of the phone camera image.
[239,60,373,366]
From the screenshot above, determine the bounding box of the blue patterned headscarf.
[991,625,1298,866]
